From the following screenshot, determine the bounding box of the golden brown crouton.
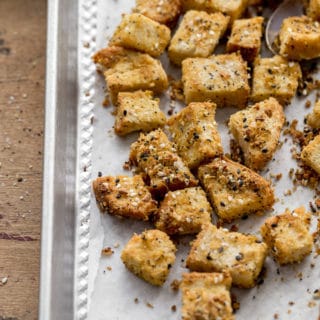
[307,100,320,128]
[92,46,168,104]
[308,0,320,21]
[197,157,275,221]
[92,175,157,220]
[260,207,313,265]
[132,0,182,26]
[167,102,223,169]
[182,0,248,23]
[226,16,264,63]
[301,134,320,175]
[168,11,229,65]
[121,229,176,286]
[110,14,171,57]
[155,187,212,235]
[114,90,166,136]
[181,271,234,320]
[228,97,285,171]
[182,53,249,107]
[279,16,320,60]
[251,55,301,105]
[186,224,268,288]
[130,129,198,197]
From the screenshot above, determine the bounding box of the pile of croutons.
[92,0,320,318]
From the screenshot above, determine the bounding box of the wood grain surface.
[0,1,46,319]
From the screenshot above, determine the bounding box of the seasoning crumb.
[273,313,279,319]
[288,301,295,306]
[1,277,8,285]
[170,279,180,291]
[231,293,240,312]
[114,242,120,248]
[101,247,114,256]
[106,266,112,271]
[313,289,320,299]
[123,161,132,170]
[146,302,154,309]
[171,305,177,312]
[134,298,139,304]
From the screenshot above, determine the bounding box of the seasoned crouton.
[92,175,157,220]
[155,187,212,235]
[308,0,320,21]
[92,46,168,104]
[301,134,320,175]
[110,13,171,57]
[132,0,182,26]
[279,16,320,60]
[227,16,264,63]
[197,157,275,221]
[130,129,198,197]
[186,224,268,288]
[260,207,313,264]
[121,229,176,286]
[182,53,249,107]
[181,271,234,320]
[251,55,301,105]
[228,97,285,171]
[168,11,229,65]
[114,90,166,136]
[182,0,248,23]
[167,102,223,169]
[307,100,320,128]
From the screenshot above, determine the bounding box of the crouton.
[132,0,182,26]
[168,10,229,65]
[114,90,166,136]
[181,271,234,320]
[197,157,275,221]
[307,100,320,128]
[155,187,212,235]
[130,129,198,197]
[182,0,248,23]
[167,102,223,169]
[182,53,249,107]
[228,97,285,171]
[92,46,168,104]
[226,16,264,63]
[110,13,171,57]
[251,55,301,105]
[307,0,320,21]
[92,175,157,220]
[279,16,320,60]
[186,224,268,288]
[121,229,176,286]
[301,134,320,175]
[260,207,313,264]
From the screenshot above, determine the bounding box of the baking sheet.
[75,1,320,319]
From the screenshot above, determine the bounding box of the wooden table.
[0,1,46,319]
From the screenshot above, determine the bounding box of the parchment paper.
[81,1,320,318]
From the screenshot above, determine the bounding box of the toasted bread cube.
[227,17,264,63]
[155,187,212,235]
[260,207,313,264]
[181,272,234,320]
[197,157,275,221]
[167,102,223,169]
[92,175,157,220]
[301,134,320,174]
[121,229,176,286]
[308,0,320,21]
[182,0,248,23]
[182,53,249,107]
[168,11,229,65]
[251,55,301,105]
[186,224,268,288]
[307,100,320,128]
[110,14,171,57]
[279,16,320,61]
[114,91,166,136]
[132,0,182,26]
[92,46,168,104]
[229,97,285,171]
[130,129,198,196]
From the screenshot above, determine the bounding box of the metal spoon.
[265,0,304,54]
